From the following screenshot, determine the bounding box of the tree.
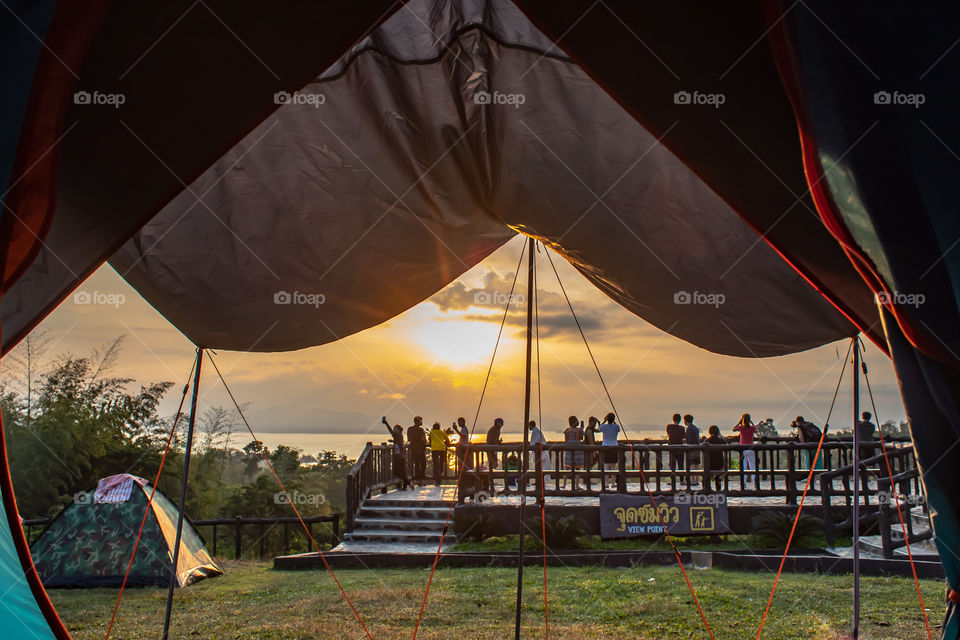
[242,440,266,480]
[2,337,172,516]
[755,418,779,439]
[881,420,910,439]
[270,445,300,482]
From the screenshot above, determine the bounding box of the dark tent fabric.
[767,3,960,636]
[508,0,884,350]
[106,0,853,355]
[0,0,401,352]
[30,476,221,588]
[3,0,855,356]
[2,0,960,637]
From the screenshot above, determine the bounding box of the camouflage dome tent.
[2,0,960,638]
[29,474,221,588]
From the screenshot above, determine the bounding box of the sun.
[410,318,502,367]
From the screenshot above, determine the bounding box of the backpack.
[798,421,822,442]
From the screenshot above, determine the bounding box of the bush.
[453,513,502,542]
[532,514,589,549]
[750,510,824,547]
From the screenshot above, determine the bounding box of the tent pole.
[162,346,203,640]
[514,236,535,640]
[852,336,861,639]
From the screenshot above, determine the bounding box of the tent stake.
[162,346,203,640]
[515,236,535,640]
[852,336,861,639]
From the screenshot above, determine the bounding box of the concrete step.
[891,523,930,541]
[857,533,938,559]
[354,517,448,532]
[858,535,885,558]
[357,505,451,520]
[330,541,454,554]
[343,529,456,544]
[364,498,453,509]
[911,508,930,530]
[895,539,938,557]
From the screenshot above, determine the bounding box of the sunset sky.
[9,234,905,458]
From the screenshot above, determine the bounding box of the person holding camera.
[382,416,410,490]
[733,413,757,486]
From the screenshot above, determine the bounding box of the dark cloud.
[429,268,623,340]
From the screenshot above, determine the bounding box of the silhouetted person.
[857,411,877,464]
[527,420,553,487]
[704,425,726,491]
[407,416,427,485]
[429,422,450,485]
[486,418,504,471]
[733,413,757,485]
[666,413,685,473]
[599,413,621,488]
[563,415,584,490]
[455,416,472,471]
[683,414,701,487]
[382,417,410,490]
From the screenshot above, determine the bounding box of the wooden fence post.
[235,516,243,559]
[617,447,627,493]
[785,444,797,505]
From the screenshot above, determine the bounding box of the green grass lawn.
[48,560,942,639]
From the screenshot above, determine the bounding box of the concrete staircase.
[858,504,938,559]
[334,497,456,553]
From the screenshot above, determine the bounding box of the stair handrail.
[876,464,931,558]
[346,442,399,532]
[820,444,918,546]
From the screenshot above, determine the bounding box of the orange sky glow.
[5,235,905,459]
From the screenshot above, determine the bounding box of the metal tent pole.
[162,347,203,640]
[514,236,535,640]
[852,336,861,639]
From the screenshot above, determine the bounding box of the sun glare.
[410,318,502,367]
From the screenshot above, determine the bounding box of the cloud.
[428,267,624,340]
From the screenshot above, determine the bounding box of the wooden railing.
[22,514,340,559]
[820,445,923,547]
[452,437,914,505]
[345,442,399,531]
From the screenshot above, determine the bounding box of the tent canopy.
[1,0,872,357]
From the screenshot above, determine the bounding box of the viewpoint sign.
[599,493,730,538]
